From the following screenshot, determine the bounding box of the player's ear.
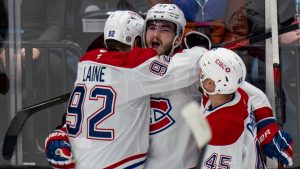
[133,36,142,48]
[209,80,216,92]
[174,36,182,47]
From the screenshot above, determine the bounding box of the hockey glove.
[184,31,211,50]
[257,117,293,166]
[45,126,75,169]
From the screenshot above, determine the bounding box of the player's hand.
[45,127,75,169]
[262,129,293,166]
[20,48,41,60]
[256,116,293,166]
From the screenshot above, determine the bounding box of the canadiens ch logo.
[150,98,175,135]
[149,60,168,76]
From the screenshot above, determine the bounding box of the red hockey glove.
[257,117,293,166]
[45,126,75,169]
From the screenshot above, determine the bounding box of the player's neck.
[208,94,233,109]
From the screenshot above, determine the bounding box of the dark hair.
[105,39,131,52]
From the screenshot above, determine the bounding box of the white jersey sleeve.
[241,82,272,110]
[240,82,274,130]
[127,47,206,99]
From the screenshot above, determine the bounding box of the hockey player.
[143,4,201,168]
[198,47,263,168]
[44,10,207,169]
[198,48,293,168]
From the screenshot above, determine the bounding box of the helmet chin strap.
[168,35,180,57]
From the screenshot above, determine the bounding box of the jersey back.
[66,48,203,169]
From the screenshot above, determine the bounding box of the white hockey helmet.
[145,4,186,38]
[104,10,145,47]
[199,48,246,95]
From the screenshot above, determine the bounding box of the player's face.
[145,20,176,56]
[201,79,212,92]
[200,71,215,94]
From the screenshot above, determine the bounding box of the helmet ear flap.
[177,25,184,37]
[133,35,142,48]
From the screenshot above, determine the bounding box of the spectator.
[18,2,70,140]
[20,0,65,59]
[233,0,296,90]
[174,0,296,92]
[0,0,69,100]
[0,0,71,164]
[173,0,228,22]
[173,0,257,44]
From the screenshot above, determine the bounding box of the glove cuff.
[258,121,279,147]
[51,162,75,169]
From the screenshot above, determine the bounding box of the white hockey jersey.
[144,48,208,169]
[200,88,267,169]
[145,84,201,169]
[65,47,203,169]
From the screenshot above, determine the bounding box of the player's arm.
[240,82,293,166]
[131,46,207,97]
